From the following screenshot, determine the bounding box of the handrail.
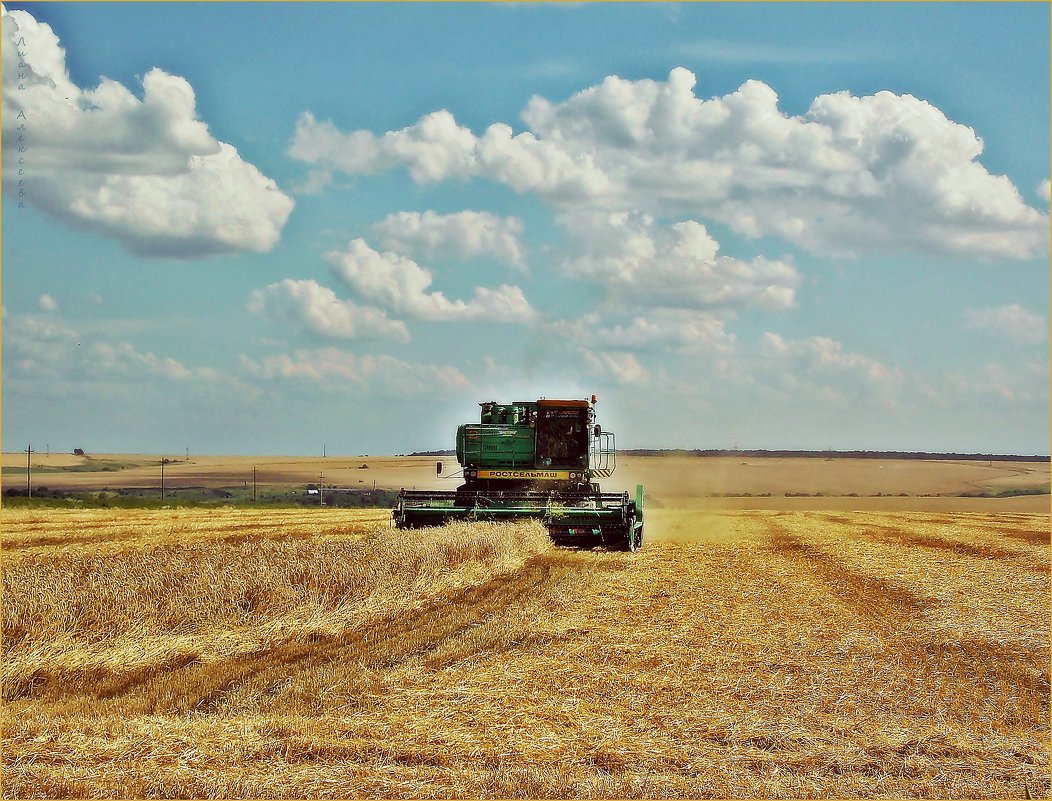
[590,431,616,473]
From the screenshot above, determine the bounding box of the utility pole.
[252,466,257,502]
[319,472,324,506]
[161,458,165,501]
[25,445,33,497]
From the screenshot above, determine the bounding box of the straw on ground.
[2,507,1048,798]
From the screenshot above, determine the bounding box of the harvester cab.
[393,395,644,551]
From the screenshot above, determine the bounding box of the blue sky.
[2,2,1049,456]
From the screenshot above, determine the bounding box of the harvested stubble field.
[2,505,1049,799]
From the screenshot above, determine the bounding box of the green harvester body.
[394,397,644,550]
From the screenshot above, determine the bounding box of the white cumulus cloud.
[326,238,534,323]
[371,210,525,268]
[2,5,294,258]
[240,348,470,396]
[578,349,649,385]
[939,360,1050,407]
[551,309,736,354]
[247,279,410,343]
[290,68,1047,260]
[560,211,799,311]
[2,310,219,383]
[964,303,1047,344]
[91,341,219,382]
[288,112,392,177]
[37,293,57,311]
[760,333,900,382]
[2,311,80,379]
[290,109,612,201]
[758,332,903,406]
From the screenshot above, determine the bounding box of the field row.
[1,507,393,556]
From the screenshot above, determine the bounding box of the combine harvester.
[393,396,644,551]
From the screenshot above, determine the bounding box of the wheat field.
[2,506,1049,798]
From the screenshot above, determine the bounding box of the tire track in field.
[3,519,377,553]
[2,527,355,552]
[1000,528,1052,545]
[8,549,589,714]
[859,526,1048,572]
[764,514,1049,730]
[826,514,1050,570]
[765,517,929,624]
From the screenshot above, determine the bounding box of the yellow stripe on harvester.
[477,469,571,480]
[589,469,612,478]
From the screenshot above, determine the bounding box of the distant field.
[2,506,1048,798]
[2,452,1049,512]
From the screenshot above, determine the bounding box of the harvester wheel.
[622,513,639,552]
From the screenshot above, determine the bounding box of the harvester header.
[394,396,644,550]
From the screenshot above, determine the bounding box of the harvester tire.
[620,513,639,552]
